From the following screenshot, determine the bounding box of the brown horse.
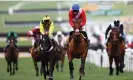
[67,19,88,80]
[4,38,19,75]
[30,38,42,76]
[107,27,125,76]
[55,33,66,72]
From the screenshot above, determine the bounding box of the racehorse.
[40,33,57,80]
[29,38,42,76]
[4,38,19,75]
[67,19,88,80]
[54,31,67,72]
[106,27,125,75]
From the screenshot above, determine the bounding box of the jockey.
[4,31,18,52]
[105,19,126,46]
[68,4,90,46]
[27,26,41,51]
[40,15,60,51]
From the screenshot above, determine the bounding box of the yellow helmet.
[43,15,51,21]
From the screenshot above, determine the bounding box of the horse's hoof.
[79,76,82,80]
[16,67,18,71]
[13,71,15,75]
[49,77,53,80]
[36,74,39,76]
[80,70,85,77]
[109,72,113,76]
[116,73,119,76]
[120,69,124,73]
[70,77,74,80]
[120,70,124,73]
[7,68,9,72]
[10,73,12,76]
[70,76,74,80]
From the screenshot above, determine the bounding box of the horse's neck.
[7,47,15,56]
[73,35,82,44]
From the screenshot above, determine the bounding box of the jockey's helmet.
[114,19,120,27]
[10,31,15,37]
[72,4,80,15]
[42,15,51,25]
[72,4,80,11]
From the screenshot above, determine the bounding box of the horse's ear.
[41,20,44,24]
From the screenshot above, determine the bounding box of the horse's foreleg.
[9,62,12,75]
[13,61,16,75]
[34,62,39,76]
[109,57,113,75]
[114,56,120,76]
[69,61,74,80]
[7,63,9,72]
[120,52,125,73]
[49,60,55,80]
[16,60,18,71]
[56,61,59,72]
[79,57,85,78]
[61,56,65,72]
[42,63,47,80]
[40,64,43,76]
[68,52,74,80]
[5,57,9,72]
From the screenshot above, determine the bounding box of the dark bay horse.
[40,34,57,80]
[106,27,125,75]
[29,38,42,76]
[55,32,66,72]
[4,38,19,75]
[67,19,88,80]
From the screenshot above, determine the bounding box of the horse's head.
[57,34,62,44]
[40,34,53,52]
[9,38,15,48]
[111,28,120,42]
[73,19,81,35]
[72,19,83,45]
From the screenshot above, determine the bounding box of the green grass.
[0,58,133,80]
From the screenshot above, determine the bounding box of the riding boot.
[83,33,90,47]
[120,37,126,48]
[85,38,90,47]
